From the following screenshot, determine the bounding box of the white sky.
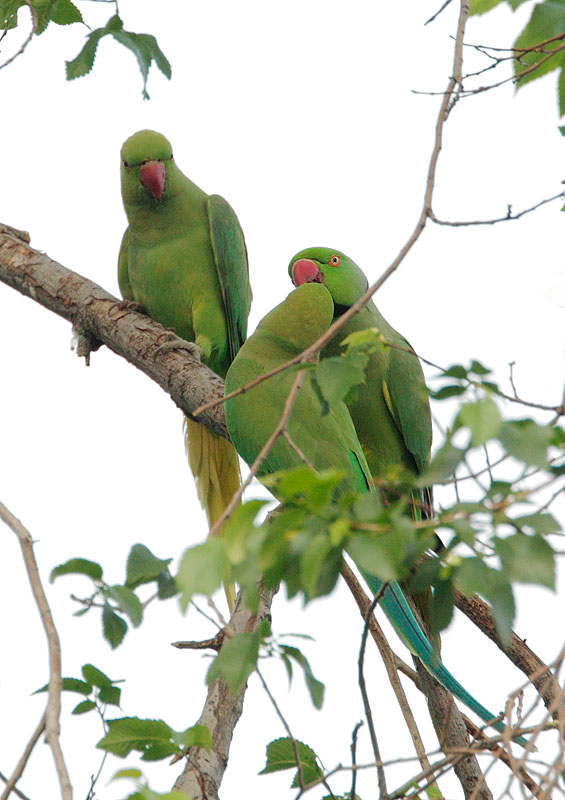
[1,1,564,798]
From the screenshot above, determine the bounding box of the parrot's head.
[120,130,182,207]
[288,247,368,313]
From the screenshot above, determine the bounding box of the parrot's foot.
[115,299,146,315]
[154,338,203,362]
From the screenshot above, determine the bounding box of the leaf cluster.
[50,544,177,648]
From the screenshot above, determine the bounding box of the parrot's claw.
[154,338,203,362]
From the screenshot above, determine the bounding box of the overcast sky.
[1,2,564,798]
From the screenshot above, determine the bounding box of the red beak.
[292,258,323,286]
[139,161,166,199]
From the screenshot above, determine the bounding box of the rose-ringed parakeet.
[224,281,525,744]
[119,130,252,608]
[289,247,432,517]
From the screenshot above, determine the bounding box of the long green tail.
[362,571,528,748]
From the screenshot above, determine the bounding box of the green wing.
[207,194,252,362]
[117,228,134,301]
[383,333,432,477]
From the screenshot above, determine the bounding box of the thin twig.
[0,717,45,800]
[0,503,72,800]
[357,581,389,799]
[430,191,565,227]
[0,774,32,800]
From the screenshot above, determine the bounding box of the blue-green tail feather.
[362,571,528,748]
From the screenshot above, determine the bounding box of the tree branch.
[0,503,72,800]
[172,584,275,800]
[0,223,228,439]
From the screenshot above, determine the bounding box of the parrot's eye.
[329,255,341,267]
[123,160,130,169]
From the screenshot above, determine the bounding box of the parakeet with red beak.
[119,129,252,609]
[289,247,432,516]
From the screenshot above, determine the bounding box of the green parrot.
[119,130,252,608]
[288,247,432,518]
[224,282,525,745]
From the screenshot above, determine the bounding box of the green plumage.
[225,282,526,745]
[289,247,432,512]
[119,129,251,379]
[118,131,252,610]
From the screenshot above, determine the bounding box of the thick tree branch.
[0,223,228,439]
[172,584,275,800]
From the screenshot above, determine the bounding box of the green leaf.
[98,718,179,761]
[33,676,92,696]
[0,0,24,30]
[495,533,555,589]
[82,664,113,688]
[156,570,177,600]
[49,0,82,26]
[469,360,492,376]
[65,15,171,98]
[431,384,467,400]
[264,465,343,511]
[223,500,269,565]
[102,605,128,649]
[175,724,213,752]
[455,558,515,644]
[299,533,341,599]
[347,534,402,583]
[430,577,455,636]
[112,768,143,780]
[176,538,229,611]
[206,628,265,696]
[99,685,122,707]
[72,699,97,715]
[126,545,171,588]
[498,418,553,468]
[260,737,322,788]
[469,0,505,14]
[109,585,143,627]
[421,441,466,484]
[456,396,502,446]
[314,350,369,408]
[279,645,325,709]
[50,558,102,583]
[443,364,468,380]
[514,2,565,92]
[513,511,561,535]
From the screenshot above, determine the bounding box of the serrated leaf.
[279,645,325,709]
[50,558,102,583]
[206,630,262,696]
[82,664,113,688]
[50,0,82,26]
[102,605,128,649]
[430,578,455,636]
[443,364,468,379]
[98,718,178,761]
[99,685,121,707]
[224,499,268,565]
[126,544,171,588]
[514,2,565,91]
[260,737,322,788]
[513,511,561,535]
[432,384,467,400]
[109,585,143,627]
[455,558,515,644]
[72,699,97,715]
[33,676,92,696]
[469,0,505,14]
[422,441,466,484]
[495,533,555,589]
[156,570,177,600]
[314,350,369,408]
[175,724,212,752]
[176,538,229,611]
[456,396,502,446]
[498,418,553,468]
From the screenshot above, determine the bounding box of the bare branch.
[0,503,72,800]
[430,190,565,227]
[0,717,45,800]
